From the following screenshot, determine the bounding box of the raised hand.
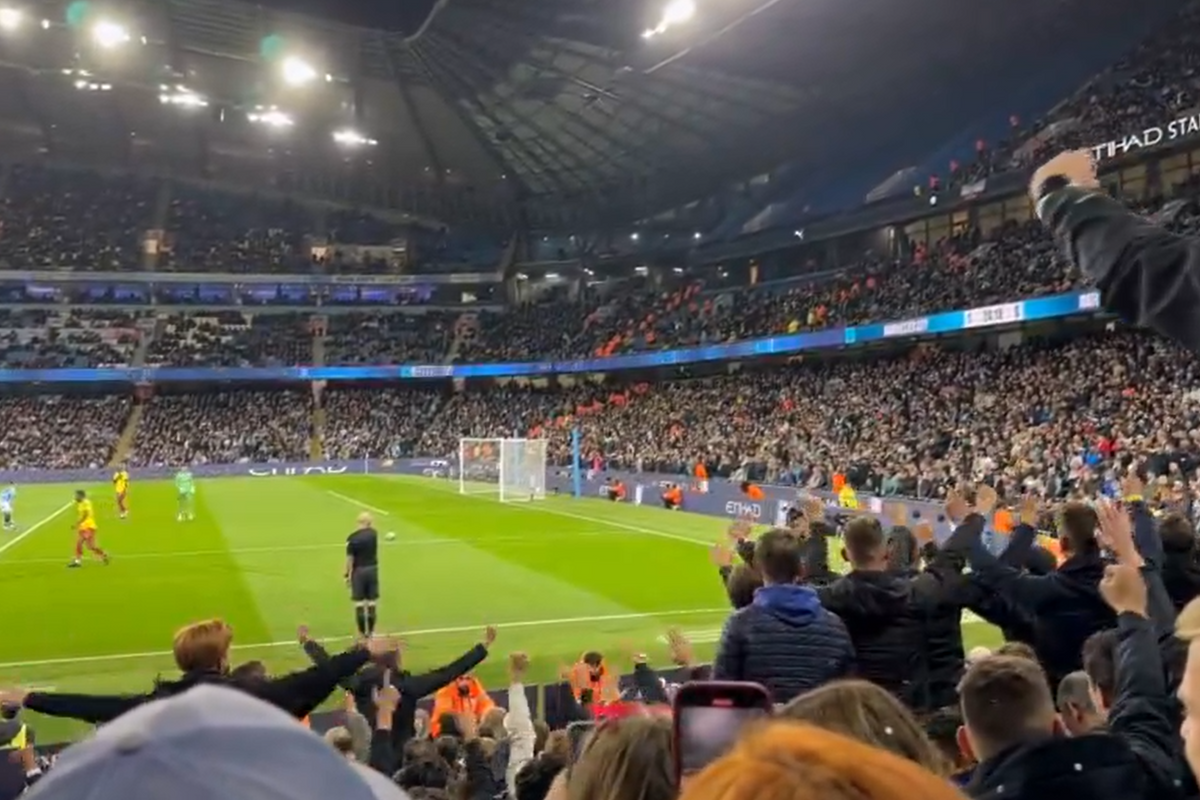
[945,489,969,524]
[974,483,998,516]
[1018,495,1039,527]
[1099,563,1147,616]
[483,625,498,648]
[709,542,734,569]
[509,652,529,680]
[1096,499,1141,566]
[886,503,908,528]
[666,628,695,667]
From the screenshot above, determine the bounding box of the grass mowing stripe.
[0,607,730,669]
[0,502,74,559]
[1,530,645,566]
[326,490,390,516]
[400,478,714,548]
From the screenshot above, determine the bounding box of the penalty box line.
[397,477,715,549]
[0,607,731,670]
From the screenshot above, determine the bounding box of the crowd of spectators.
[411,328,1200,507]
[321,388,444,459]
[324,313,456,366]
[0,165,156,271]
[950,0,1200,185]
[129,391,311,466]
[145,312,313,368]
[0,394,128,469]
[0,309,143,368]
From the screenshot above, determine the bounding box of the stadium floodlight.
[643,0,695,38]
[332,128,378,147]
[0,8,23,31]
[248,106,294,128]
[92,20,130,48]
[545,272,560,279]
[693,231,701,240]
[280,55,317,86]
[630,232,639,241]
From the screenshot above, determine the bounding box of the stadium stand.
[129,391,312,466]
[144,313,313,367]
[0,394,129,469]
[9,2,1200,800]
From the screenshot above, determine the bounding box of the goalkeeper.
[175,466,196,522]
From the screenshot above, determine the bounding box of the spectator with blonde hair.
[568,714,675,800]
[677,722,967,800]
[779,679,948,775]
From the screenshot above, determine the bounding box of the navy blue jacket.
[961,515,1114,688]
[713,584,854,703]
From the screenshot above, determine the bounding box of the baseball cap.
[25,685,406,800]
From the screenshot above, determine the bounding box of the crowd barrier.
[0,288,1103,383]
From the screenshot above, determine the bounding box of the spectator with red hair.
[677,722,967,800]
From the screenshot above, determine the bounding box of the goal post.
[458,437,547,502]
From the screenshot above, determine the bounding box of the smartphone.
[672,681,772,780]
[567,720,596,762]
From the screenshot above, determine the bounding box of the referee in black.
[345,512,380,637]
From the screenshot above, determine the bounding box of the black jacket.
[713,583,854,703]
[967,613,1183,800]
[1161,546,1200,614]
[1042,184,1200,353]
[815,568,944,710]
[23,646,370,724]
[962,514,1114,688]
[303,639,488,748]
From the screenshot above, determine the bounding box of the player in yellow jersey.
[69,489,109,568]
[113,465,129,519]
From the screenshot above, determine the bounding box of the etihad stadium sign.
[1091,113,1200,160]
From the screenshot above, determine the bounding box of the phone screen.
[676,703,769,774]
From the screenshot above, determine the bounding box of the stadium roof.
[0,0,1177,231]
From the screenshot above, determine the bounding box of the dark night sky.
[252,0,442,31]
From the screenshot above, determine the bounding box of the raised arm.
[1036,150,1200,354]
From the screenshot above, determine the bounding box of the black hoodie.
[816,566,944,711]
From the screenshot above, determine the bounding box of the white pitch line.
[326,490,390,516]
[0,608,730,670]
[0,530,634,566]
[0,502,73,559]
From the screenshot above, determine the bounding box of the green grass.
[0,475,1001,743]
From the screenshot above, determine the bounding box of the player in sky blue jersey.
[1,483,16,530]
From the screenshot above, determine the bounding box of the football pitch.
[0,475,1000,742]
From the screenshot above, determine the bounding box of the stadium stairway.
[144,179,174,269]
[109,403,144,467]
[129,318,161,367]
[444,313,477,363]
[310,316,326,461]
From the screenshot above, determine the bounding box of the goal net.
[458,437,547,502]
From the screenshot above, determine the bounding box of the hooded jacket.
[713,583,853,703]
[817,567,944,711]
[430,676,496,736]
